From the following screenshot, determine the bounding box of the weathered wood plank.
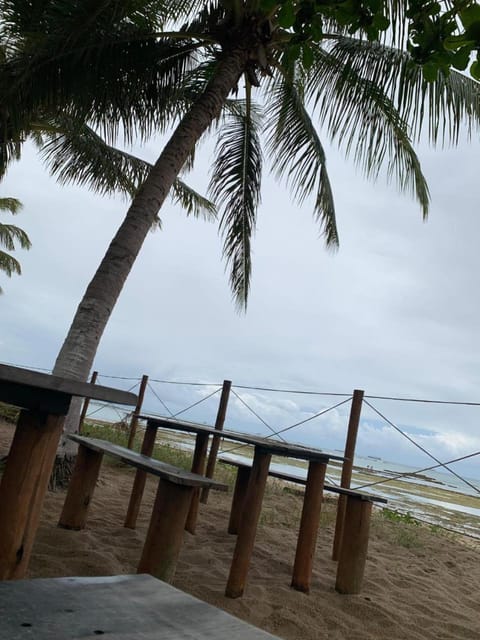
[0,574,282,639]
[140,416,344,463]
[219,458,388,503]
[68,435,227,491]
[0,364,137,409]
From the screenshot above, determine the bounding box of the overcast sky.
[1,126,480,481]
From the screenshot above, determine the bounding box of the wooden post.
[124,421,158,529]
[335,497,372,594]
[137,479,194,583]
[228,465,251,534]
[58,444,104,530]
[200,380,231,504]
[127,374,148,450]
[184,432,210,534]
[0,410,65,579]
[225,448,271,599]
[291,460,327,593]
[78,371,98,434]
[332,389,364,561]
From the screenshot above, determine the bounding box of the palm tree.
[1,1,479,465]
[0,197,31,293]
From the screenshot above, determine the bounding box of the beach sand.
[1,421,479,640]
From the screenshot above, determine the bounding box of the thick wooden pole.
[137,479,194,583]
[200,380,232,504]
[78,371,98,434]
[58,445,104,530]
[335,498,372,594]
[228,465,251,534]
[127,374,148,450]
[0,410,66,579]
[291,460,327,593]
[184,432,210,534]
[124,421,158,529]
[225,447,271,599]
[332,389,364,560]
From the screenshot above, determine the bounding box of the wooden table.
[0,574,281,639]
[136,415,344,598]
[0,363,137,580]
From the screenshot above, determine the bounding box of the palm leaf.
[0,222,31,252]
[306,45,430,218]
[328,37,480,145]
[0,197,22,214]
[265,64,339,247]
[35,118,216,218]
[209,97,263,309]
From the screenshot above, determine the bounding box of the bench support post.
[137,479,194,582]
[0,410,65,579]
[58,444,104,530]
[291,460,327,593]
[184,432,209,534]
[228,465,251,534]
[225,448,271,599]
[124,421,158,529]
[335,497,372,594]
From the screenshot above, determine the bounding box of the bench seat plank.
[69,435,227,490]
[219,457,387,503]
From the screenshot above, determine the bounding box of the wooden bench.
[58,435,227,582]
[219,457,387,594]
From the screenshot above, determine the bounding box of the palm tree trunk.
[51,47,249,473]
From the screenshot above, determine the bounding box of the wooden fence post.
[200,379,232,504]
[332,388,364,560]
[127,375,148,450]
[78,371,98,434]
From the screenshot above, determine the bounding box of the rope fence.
[2,360,479,538]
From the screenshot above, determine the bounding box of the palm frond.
[209,97,263,309]
[0,250,21,280]
[0,197,22,214]
[306,45,430,217]
[1,4,203,146]
[0,222,31,252]
[328,37,480,145]
[265,65,339,247]
[170,179,217,221]
[36,117,216,217]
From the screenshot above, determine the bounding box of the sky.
[1,122,480,482]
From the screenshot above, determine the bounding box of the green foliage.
[0,197,31,293]
[0,402,19,423]
[382,507,421,525]
[261,1,480,81]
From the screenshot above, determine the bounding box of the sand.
[1,421,479,640]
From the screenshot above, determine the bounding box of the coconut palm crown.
[1,1,479,386]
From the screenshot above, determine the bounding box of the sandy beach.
[1,421,479,640]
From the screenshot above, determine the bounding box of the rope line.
[149,378,221,387]
[271,397,352,438]
[363,400,480,495]
[220,396,352,455]
[171,387,222,418]
[353,449,480,491]
[147,382,174,417]
[230,389,288,442]
[365,394,480,406]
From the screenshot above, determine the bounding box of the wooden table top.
[0,574,281,639]
[140,415,345,463]
[0,363,137,413]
